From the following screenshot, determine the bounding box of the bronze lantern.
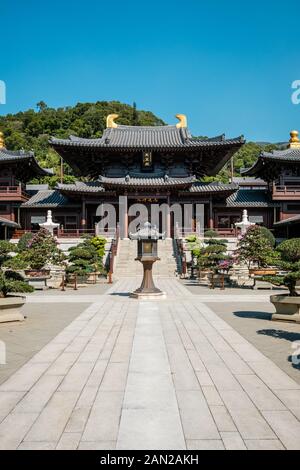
[130,222,165,299]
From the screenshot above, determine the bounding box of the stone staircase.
[113,239,178,278]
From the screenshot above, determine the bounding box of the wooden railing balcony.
[11,227,116,239]
[0,185,29,201]
[272,185,300,199]
[175,227,238,238]
[57,228,96,238]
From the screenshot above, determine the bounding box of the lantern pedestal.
[130,257,166,299]
[129,221,166,299]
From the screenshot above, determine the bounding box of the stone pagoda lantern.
[235,209,254,235]
[129,222,166,299]
[39,210,59,236]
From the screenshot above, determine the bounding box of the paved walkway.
[1,278,300,449]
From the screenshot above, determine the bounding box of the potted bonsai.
[191,231,229,285]
[237,225,277,275]
[21,228,65,277]
[0,241,34,323]
[185,234,201,278]
[199,232,229,272]
[66,236,105,284]
[264,238,300,322]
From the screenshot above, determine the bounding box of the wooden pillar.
[81,199,86,229]
[10,204,15,222]
[279,203,284,221]
[166,195,171,238]
[120,195,128,239]
[209,196,214,229]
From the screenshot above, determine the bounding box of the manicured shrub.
[67,236,106,277]
[0,242,33,297]
[17,232,34,252]
[264,239,300,296]
[204,229,219,238]
[237,225,276,268]
[21,228,65,269]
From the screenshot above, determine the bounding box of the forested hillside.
[0,101,279,186]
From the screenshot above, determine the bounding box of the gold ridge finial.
[289,130,300,148]
[175,114,187,128]
[0,132,4,149]
[106,114,119,128]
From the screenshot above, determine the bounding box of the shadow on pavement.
[234,311,272,320]
[109,292,131,297]
[257,329,300,342]
[258,329,300,371]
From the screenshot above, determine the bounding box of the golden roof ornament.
[175,114,187,128]
[106,114,119,128]
[0,132,4,149]
[289,130,300,148]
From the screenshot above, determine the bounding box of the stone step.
[114,239,178,278]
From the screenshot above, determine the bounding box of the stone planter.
[0,296,26,323]
[270,294,300,322]
[249,269,277,276]
[24,269,50,278]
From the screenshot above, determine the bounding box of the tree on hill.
[232,141,277,174]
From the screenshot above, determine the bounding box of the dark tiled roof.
[231,177,267,185]
[0,148,52,176]
[57,181,105,193]
[0,148,34,160]
[50,126,244,150]
[226,189,279,207]
[22,190,71,207]
[261,148,300,161]
[274,215,300,226]
[0,217,20,228]
[186,182,238,193]
[242,148,300,177]
[99,175,196,187]
[26,184,49,191]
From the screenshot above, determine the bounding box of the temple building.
[242,130,300,237]
[0,115,300,239]
[0,131,52,239]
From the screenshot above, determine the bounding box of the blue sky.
[1,0,299,141]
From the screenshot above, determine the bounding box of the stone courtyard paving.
[1,279,300,450]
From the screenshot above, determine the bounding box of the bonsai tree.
[0,241,33,298]
[237,225,277,268]
[197,232,229,272]
[264,238,300,296]
[218,256,234,272]
[67,236,106,277]
[17,232,34,252]
[204,229,219,238]
[4,232,35,270]
[13,228,65,270]
[90,236,107,259]
[185,234,202,260]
